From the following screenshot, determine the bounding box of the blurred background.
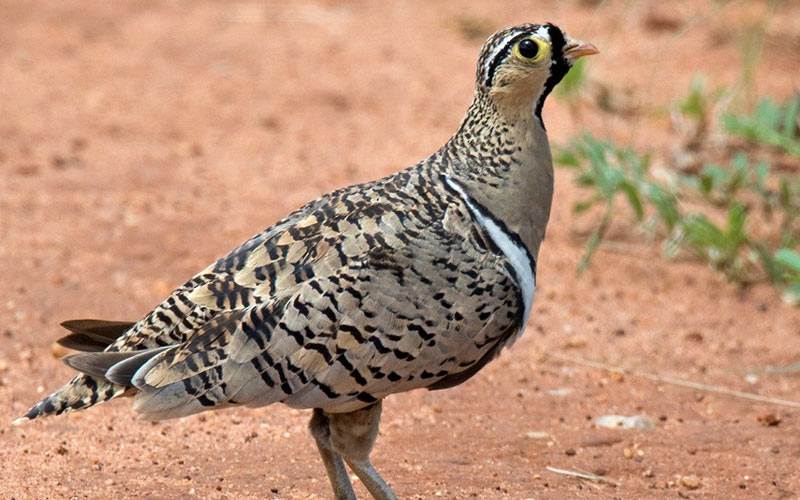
[1,1,799,499]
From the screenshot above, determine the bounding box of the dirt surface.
[2,1,800,499]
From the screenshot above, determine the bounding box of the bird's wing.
[21,192,346,421]
[101,177,522,419]
[31,175,524,421]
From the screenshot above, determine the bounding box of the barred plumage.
[17,22,597,500]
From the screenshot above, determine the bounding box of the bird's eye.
[513,37,547,62]
[518,39,538,58]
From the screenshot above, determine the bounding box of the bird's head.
[476,23,598,120]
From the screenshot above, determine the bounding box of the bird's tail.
[12,319,137,425]
[13,373,129,424]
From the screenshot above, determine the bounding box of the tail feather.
[14,373,128,424]
[13,319,140,424]
[57,319,135,352]
[15,346,171,424]
[106,347,172,386]
[63,351,139,379]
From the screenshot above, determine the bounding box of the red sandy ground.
[2,1,800,499]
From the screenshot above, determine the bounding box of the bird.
[16,23,597,500]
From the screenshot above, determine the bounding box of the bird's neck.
[439,91,554,260]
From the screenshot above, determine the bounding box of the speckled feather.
[19,23,586,424]
[25,161,522,421]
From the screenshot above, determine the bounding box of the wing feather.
[23,174,525,422]
[57,319,136,352]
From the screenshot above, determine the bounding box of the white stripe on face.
[481,28,527,84]
[534,25,551,42]
[481,26,553,85]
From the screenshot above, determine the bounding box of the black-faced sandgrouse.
[17,23,597,500]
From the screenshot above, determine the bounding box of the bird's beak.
[563,38,599,60]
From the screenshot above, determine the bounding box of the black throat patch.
[534,23,571,127]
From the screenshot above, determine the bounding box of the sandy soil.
[2,1,800,499]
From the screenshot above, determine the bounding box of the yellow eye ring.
[513,37,549,63]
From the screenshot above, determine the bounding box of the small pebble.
[526,431,550,439]
[757,413,781,427]
[680,475,701,490]
[684,331,703,343]
[564,448,576,456]
[595,414,654,430]
[51,342,69,359]
[565,335,587,348]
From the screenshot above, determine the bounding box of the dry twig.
[545,466,620,487]
[549,352,800,409]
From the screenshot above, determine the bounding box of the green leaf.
[554,148,579,167]
[754,161,770,188]
[723,96,800,158]
[781,97,799,137]
[556,58,588,100]
[621,182,644,220]
[727,202,748,239]
[574,198,599,213]
[647,184,680,230]
[676,75,715,123]
[752,242,783,283]
[776,248,800,273]
[699,164,728,196]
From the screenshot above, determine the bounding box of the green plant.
[556,58,590,103]
[775,248,800,304]
[557,118,799,303]
[677,76,712,122]
[555,134,656,272]
[723,96,800,158]
[680,153,770,206]
[679,203,749,281]
[674,76,713,141]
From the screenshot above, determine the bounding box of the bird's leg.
[309,408,357,500]
[327,401,398,500]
